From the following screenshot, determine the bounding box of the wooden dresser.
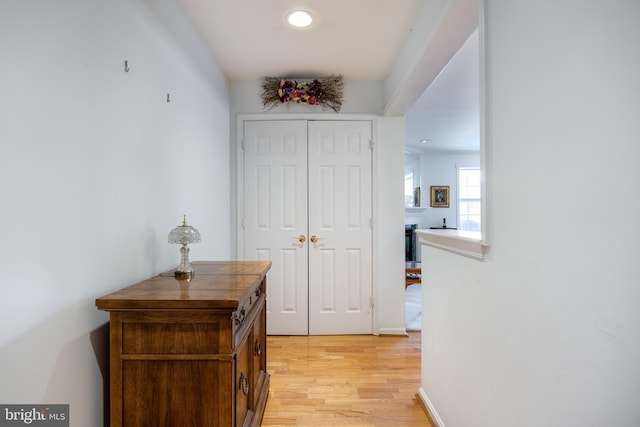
[95,261,271,427]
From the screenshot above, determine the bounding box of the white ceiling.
[404,29,479,153]
[177,0,422,81]
[177,0,479,153]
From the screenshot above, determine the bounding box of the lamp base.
[174,270,193,281]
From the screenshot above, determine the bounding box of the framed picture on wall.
[413,187,421,207]
[430,186,450,208]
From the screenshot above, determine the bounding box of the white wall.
[0,0,230,425]
[420,1,640,426]
[420,151,479,228]
[384,0,478,115]
[375,117,407,334]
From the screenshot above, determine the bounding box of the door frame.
[236,113,380,335]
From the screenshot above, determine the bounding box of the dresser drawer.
[232,288,265,348]
[118,311,233,355]
[232,280,264,327]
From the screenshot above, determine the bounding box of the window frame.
[457,167,481,232]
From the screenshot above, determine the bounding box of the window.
[458,167,481,232]
[405,171,414,207]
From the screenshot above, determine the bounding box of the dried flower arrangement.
[260,75,344,112]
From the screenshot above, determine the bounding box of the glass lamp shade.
[168,215,201,280]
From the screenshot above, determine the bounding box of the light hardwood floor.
[262,332,433,426]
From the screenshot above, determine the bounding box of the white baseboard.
[377,327,408,336]
[418,387,445,427]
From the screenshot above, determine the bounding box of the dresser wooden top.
[189,261,271,278]
[95,261,271,311]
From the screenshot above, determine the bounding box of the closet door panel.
[243,120,309,335]
[307,121,373,335]
[243,119,373,335]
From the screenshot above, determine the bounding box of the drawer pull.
[255,287,262,297]
[254,338,261,356]
[239,373,250,396]
[234,308,246,326]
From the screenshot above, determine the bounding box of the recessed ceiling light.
[420,139,431,144]
[287,10,313,28]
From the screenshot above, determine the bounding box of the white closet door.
[243,120,309,335]
[307,121,373,335]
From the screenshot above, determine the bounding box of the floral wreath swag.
[260,75,343,112]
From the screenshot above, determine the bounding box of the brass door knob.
[294,235,306,243]
[310,235,322,243]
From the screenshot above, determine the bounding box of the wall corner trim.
[418,387,446,427]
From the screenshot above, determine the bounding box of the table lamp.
[168,215,201,280]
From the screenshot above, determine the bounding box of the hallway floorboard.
[262,332,432,426]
